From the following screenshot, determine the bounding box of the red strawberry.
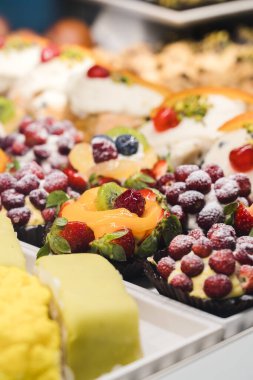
[141,168,156,179]
[234,203,253,235]
[139,188,156,201]
[87,65,110,78]
[60,221,95,253]
[64,168,87,193]
[112,229,135,259]
[152,160,168,179]
[41,45,60,63]
[0,36,5,48]
[153,107,179,132]
[239,265,253,294]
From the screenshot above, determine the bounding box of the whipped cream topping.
[67,75,164,117]
[140,94,246,165]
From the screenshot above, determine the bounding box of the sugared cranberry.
[64,169,87,193]
[0,173,17,193]
[239,265,253,294]
[181,253,204,277]
[67,187,80,199]
[114,189,146,217]
[153,107,180,132]
[157,256,175,279]
[204,274,232,298]
[166,182,186,205]
[197,203,225,231]
[48,154,68,170]
[87,64,110,78]
[208,224,236,250]
[15,174,40,195]
[192,237,212,258]
[10,141,28,156]
[236,236,253,255]
[229,144,253,172]
[188,228,204,240]
[34,145,50,160]
[168,235,194,260]
[7,207,31,227]
[156,173,175,193]
[174,165,199,182]
[43,170,68,193]
[229,174,251,197]
[170,205,187,226]
[24,123,48,147]
[58,137,74,155]
[18,117,33,133]
[0,134,19,150]
[46,121,66,135]
[234,249,253,266]
[208,223,236,239]
[29,189,48,210]
[1,189,25,210]
[186,170,211,194]
[92,135,118,164]
[202,164,224,183]
[170,273,193,292]
[15,162,45,180]
[179,190,205,214]
[214,177,239,204]
[209,249,235,275]
[42,208,56,223]
[41,45,60,63]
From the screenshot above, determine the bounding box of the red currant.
[153,107,179,132]
[229,144,253,172]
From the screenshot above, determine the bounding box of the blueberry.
[115,134,139,156]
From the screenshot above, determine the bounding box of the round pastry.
[140,87,253,166]
[144,225,253,317]
[204,112,253,184]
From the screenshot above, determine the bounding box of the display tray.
[21,242,222,380]
[80,0,253,27]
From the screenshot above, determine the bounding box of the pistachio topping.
[174,95,211,122]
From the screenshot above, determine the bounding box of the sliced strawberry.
[152,106,180,132]
[140,188,156,201]
[152,159,168,179]
[112,229,135,259]
[234,203,253,235]
[141,168,156,179]
[60,221,95,253]
[64,168,87,193]
[41,45,60,63]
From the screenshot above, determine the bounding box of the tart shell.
[16,225,46,248]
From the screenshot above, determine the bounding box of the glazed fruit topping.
[111,229,135,259]
[1,189,25,210]
[181,253,204,277]
[115,134,139,156]
[60,221,95,253]
[202,164,224,183]
[229,144,253,172]
[7,206,31,227]
[204,274,232,299]
[168,235,194,260]
[236,236,253,254]
[185,170,212,194]
[166,182,186,205]
[157,257,176,279]
[92,135,118,163]
[209,249,236,275]
[15,174,40,195]
[153,106,180,132]
[178,190,205,214]
[87,64,110,78]
[214,177,239,204]
[43,170,68,193]
[41,45,60,63]
[29,189,48,210]
[192,237,212,258]
[174,165,199,182]
[170,273,193,292]
[114,189,146,217]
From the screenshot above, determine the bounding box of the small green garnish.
[46,191,70,212]
[6,159,20,172]
[90,230,128,261]
[224,201,238,225]
[111,72,133,85]
[174,95,211,122]
[243,123,253,134]
[4,37,33,50]
[60,48,86,62]
[0,97,15,124]
[124,173,154,190]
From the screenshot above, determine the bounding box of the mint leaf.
[224,201,238,225]
[6,159,20,172]
[91,235,127,261]
[249,228,253,237]
[162,215,182,246]
[137,233,158,258]
[48,235,71,255]
[46,191,69,208]
[124,173,154,190]
[37,242,50,259]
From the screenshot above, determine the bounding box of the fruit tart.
[10,45,95,120]
[37,182,182,279]
[68,126,157,183]
[0,32,47,94]
[204,112,253,184]
[145,224,253,317]
[67,63,170,140]
[140,87,253,166]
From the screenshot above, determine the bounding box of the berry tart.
[67,64,169,140]
[204,112,253,184]
[140,87,253,166]
[144,224,253,317]
[37,182,181,279]
[68,126,157,183]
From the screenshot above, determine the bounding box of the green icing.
[0,97,15,124]
[174,95,211,122]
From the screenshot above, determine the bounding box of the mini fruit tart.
[144,225,253,317]
[140,87,253,166]
[69,126,157,182]
[67,64,170,140]
[204,112,253,183]
[10,45,95,120]
[38,183,182,279]
[0,32,47,94]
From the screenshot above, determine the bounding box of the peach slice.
[219,112,253,132]
[0,149,9,172]
[68,142,94,178]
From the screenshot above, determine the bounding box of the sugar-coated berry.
[42,208,56,223]
[168,235,194,260]
[181,253,204,277]
[15,174,40,195]
[24,123,48,147]
[7,206,31,227]
[214,177,239,204]
[236,236,253,254]
[15,162,44,180]
[174,165,199,182]
[0,173,17,193]
[178,190,205,214]
[209,249,235,275]
[166,182,186,205]
[29,189,48,210]
[156,173,175,193]
[92,135,118,163]
[170,273,193,292]
[43,170,68,193]
[229,173,251,197]
[234,249,253,266]
[115,134,139,156]
[208,227,236,250]
[170,205,187,226]
[207,223,236,239]
[188,228,205,240]
[186,170,212,194]
[114,189,146,217]
[239,265,253,294]
[157,256,176,279]
[202,164,224,183]
[204,274,232,298]
[34,145,50,159]
[192,237,212,258]
[1,189,25,210]
[197,203,224,231]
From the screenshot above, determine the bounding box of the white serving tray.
[21,242,222,380]
[80,0,253,27]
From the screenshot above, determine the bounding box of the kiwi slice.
[0,97,15,124]
[96,182,124,211]
[106,126,150,152]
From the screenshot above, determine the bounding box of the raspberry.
[43,170,68,193]
[168,235,194,260]
[202,164,224,183]
[214,178,239,204]
[197,203,225,231]
[170,205,187,226]
[15,162,44,180]
[178,190,205,214]
[92,136,118,164]
[114,189,146,217]
[60,221,95,253]
[229,174,251,197]
[209,228,236,250]
[204,274,232,298]
[157,256,175,279]
[18,117,33,133]
[0,173,17,193]
[181,253,204,277]
[64,169,87,193]
[239,265,253,294]
[170,273,193,292]
[112,229,135,259]
[67,188,80,200]
[42,208,56,223]
[192,237,212,258]
[15,174,40,195]
[209,249,235,275]
[1,189,25,210]
[24,123,48,147]
[165,182,186,205]
[207,223,236,239]
[34,145,50,159]
[87,65,110,78]
[10,141,28,156]
[29,189,48,210]
[174,165,199,182]
[186,170,212,194]
[7,207,31,227]
[234,203,253,236]
[188,228,204,240]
